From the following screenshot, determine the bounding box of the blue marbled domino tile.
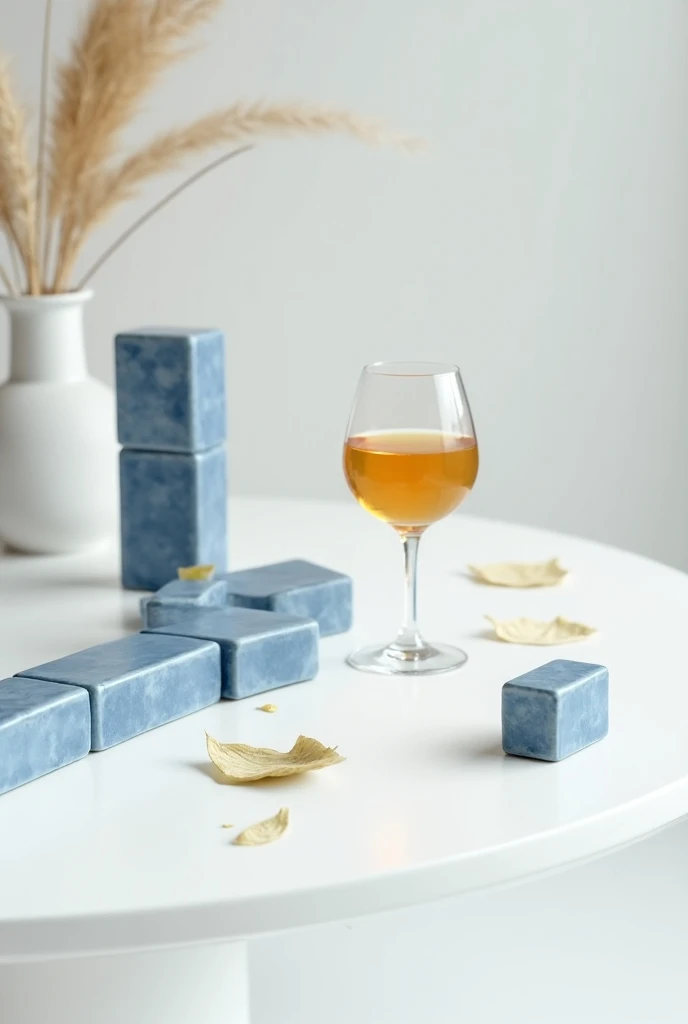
[502,659,609,762]
[17,634,221,751]
[144,607,319,700]
[120,444,228,591]
[115,328,226,452]
[0,678,90,796]
[218,559,353,637]
[143,578,230,628]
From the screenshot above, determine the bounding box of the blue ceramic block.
[142,578,230,629]
[17,634,221,751]
[144,607,319,699]
[502,659,609,762]
[115,328,226,453]
[120,444,227,591]
[0,678,90,796]
[218,559,353,637]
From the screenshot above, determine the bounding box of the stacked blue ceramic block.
[116,327,229,591]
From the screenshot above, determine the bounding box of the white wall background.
[1,0,688,568]
[1,3,687,1021]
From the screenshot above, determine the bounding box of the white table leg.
[0,940,249,1024]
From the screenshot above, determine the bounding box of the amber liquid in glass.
[343,430,479,531]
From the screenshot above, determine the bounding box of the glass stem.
[392,532,425,655]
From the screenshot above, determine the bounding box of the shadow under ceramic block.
[426,734,505,767]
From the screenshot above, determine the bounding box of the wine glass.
[343,361,478,675]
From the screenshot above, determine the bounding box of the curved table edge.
[2,776,687,963]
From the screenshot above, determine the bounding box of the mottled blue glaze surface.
[0,677,90,795]
[218,559,353,637]
[120,444,228,591]
[143,578,230,628]
[17,634,221,751]
[144,607,319,699]
[502,659,609,762]
[115,328,226,453]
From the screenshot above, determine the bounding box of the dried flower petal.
[178,564,215,581]
[220,823,234,829]
[485,615,596,645]
[206,733,345,783]
[257,704,278,713]
[233,807,289,846]
[468,559,567,588]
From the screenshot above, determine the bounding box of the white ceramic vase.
[0,290,118,554]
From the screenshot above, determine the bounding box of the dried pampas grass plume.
[48,0,224,221]
[0,0,417,296]
[0,61,38,294]
[63,102,416,289]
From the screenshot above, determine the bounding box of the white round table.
[1,498,688,1024]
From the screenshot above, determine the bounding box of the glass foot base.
[346,642,468,676]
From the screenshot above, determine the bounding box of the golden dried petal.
[206,733,345,783]
[177,564,215,581]
[468,558,568,588]
[485,615,596,645]
[220,823,234,829]
[257,704,278,713]
[233,807,290,846]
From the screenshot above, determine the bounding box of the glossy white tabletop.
[1,497,687,962]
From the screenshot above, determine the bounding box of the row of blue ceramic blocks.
[116,328,229,591]
[0,560,352,797]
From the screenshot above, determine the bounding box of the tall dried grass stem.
[0,260,17,295]
[0,0,411,293]
[56,102,413,288]
[0,60,38,293]
[37,0,54,289]
[48,0,224,290]
[76,144,252,290]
